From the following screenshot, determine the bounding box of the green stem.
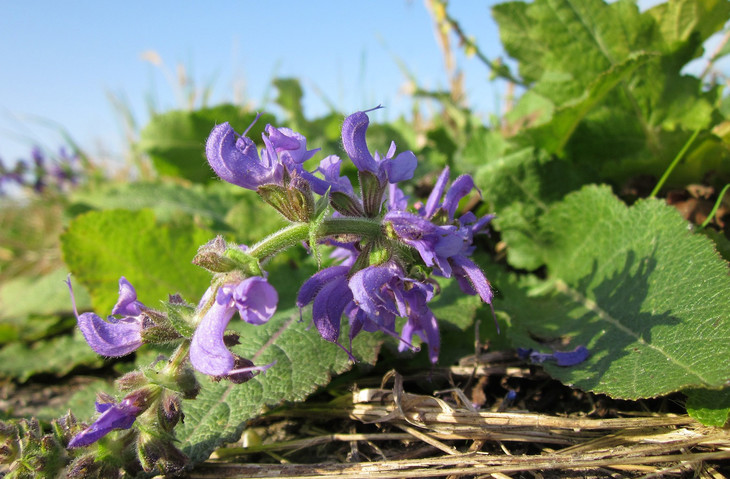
[247,217,383,263]
[700,183,730,229]
[164,341,191,374]
[650,129,701,197]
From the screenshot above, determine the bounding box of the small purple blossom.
[517,346,590,367]
[385,210,466,275]
[397,285,440,363]
[419,167,478,221]
[296,266,355,356]
[342,108,417,184]
[206,118,284,190]
[307,155,355,196]
[190,276,278,377]
[68,396,143,448]
[206,116,356,198]
[66,276,149,357]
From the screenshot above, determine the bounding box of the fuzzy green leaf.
[521,53,656,154]
[474,148,594,270]
[0,331,103,382]
[496,185,730,399]
[70,182,240,230]
[137,105,276,183]
[177,307,382,463]
[61,209,213,313]
[685,387,730,426]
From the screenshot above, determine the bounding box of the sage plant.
[64,107,495,474]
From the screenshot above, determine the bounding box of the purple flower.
[387,183,409,211]
[263,124,318,166]
[405,168,496,306]
[206,116,357,199]
[385,210,466,275]
[342,108,417,184]
[68,395,143,448]
[419,167,478,221]
[298,261,446,363]
[517,346,590,367]
[206,118,284,190]
[66,276,149,357]
[398,285,440,363]
[296,266,353,351]
[307,155,355,196]
[190,277,278,377]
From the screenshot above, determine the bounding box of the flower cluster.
[0,146,81,196]
[203,106,495,363]
[64,107,496,462]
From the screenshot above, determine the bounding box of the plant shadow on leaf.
[508,249,692,399]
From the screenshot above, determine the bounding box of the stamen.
[243,112,263,137]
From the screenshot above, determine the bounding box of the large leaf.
[177,307,382,463]
[0,331,102,382]
[493,0,729,185]
[60,209,213,313]
[496,185,730,399]
[137,105,276,183]
[70,182,237,229]
[474,147,594,270]
[0,268,91,343]
[520,53,655,154]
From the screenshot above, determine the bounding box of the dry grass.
[190,364,730,479]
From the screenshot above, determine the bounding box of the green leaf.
[496,185,730,399]
[648,0,730,49]
[0,268,90,343]
[137,105,276,183]
[521,53,656,154]
[474,148,594,270]
[70,182,239,230]
[177,307,382,463]
[0,268,90,320]
[0,331,103,382]
[685,387,730,426]
[494,0,729,185]
[61,209,213,313]
[494,0,655,100]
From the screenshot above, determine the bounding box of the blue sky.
[0,1,506,164]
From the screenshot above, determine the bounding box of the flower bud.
[330,191,365,217]
[359,170,387,217]
[159,392,183,431]
[192,236,240,273]
[136,431,189,475]
[115,370,148,392]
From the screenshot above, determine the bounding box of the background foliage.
[1,0,729,472]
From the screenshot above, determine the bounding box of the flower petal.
[189,290,237,376]
[312,279,352,342]
[77,312,143,357]
[450,255,493,304]
[111,276,143,316]
[342,111,378,174]
[68,398,140,448]
[265,125,319,165]
[423,168,450,219]
[297,266,349,309]
[381,150,417,183]
[206,122,279,190]
[232,277,278,325]
[442,174,477,221]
